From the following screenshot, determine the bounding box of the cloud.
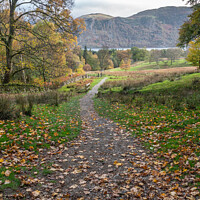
[71,0,188,18]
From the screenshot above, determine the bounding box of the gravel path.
[53,77,168,199]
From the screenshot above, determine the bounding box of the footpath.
[8,77,189,199]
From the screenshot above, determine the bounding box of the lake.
[87,47,178,52]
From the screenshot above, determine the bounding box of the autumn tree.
[110,49,119,68]
[131,47,148,62]
[117,50,131,64]
[107,59,114,69]
[87,52,100,71]
[0,0,84,84]
[120,59,131,71]
[66,52,82,71]
[186,41,200,68]
[97,46,110,70]
[177,1,200,70]
[31,21,70,83]
[73,46,83,61]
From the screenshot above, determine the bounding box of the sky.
[71,0,189,18]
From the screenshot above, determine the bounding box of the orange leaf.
[54,132,58,136]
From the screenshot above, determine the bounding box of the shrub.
[35,90,72,106]
[134,96,145,108]
[185,94,200,110]
[83,64,92,71]
[35,91,57,105]
[192,77,200,90]
[15,94,34,116]
[0,95,19,120]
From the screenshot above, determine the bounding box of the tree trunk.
[3,71,11,84]
[3,49,12,84]
[42,63,46,84]
[3,2,16,84]
[21,55,26,83]
[199,56,200,70]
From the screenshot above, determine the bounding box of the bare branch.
[12,67,30,77]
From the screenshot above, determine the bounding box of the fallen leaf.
[160,171,166,176]
[70,184,78,189]
[5,170,11,177]
[4,180,10,185]
[113,161,123,166]
[32,190,41,197]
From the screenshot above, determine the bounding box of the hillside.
[78,6,192,48]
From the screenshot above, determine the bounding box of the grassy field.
[110,59,193,72]
[95,68,200,190]
[101,67,197,95]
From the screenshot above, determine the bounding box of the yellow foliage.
[75,63,85,74]
[107,59,114,69]
[120,59,131,70]
[66,68,72,76]
[186,40,200,68]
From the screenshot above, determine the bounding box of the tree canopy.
[186,41,200,68]
[177,4,200,47]
[0,0,85,84]
[186,0,200,5]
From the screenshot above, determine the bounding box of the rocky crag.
[78,6,192,48]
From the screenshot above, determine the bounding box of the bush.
[134,96,145,108]
[15,94,35,116]
[0,95,19,120]
[191,77,200,90]
[35,90,72,106]
[185,94,200,110]
[83,64,92,71]
[35,91,57,105]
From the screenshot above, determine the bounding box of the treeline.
[82,46,186,71]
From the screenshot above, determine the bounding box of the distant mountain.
[77,6,192,48]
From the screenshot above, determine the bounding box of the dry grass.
[104,66,197,76]
[101,67,198,91]
[0,90,73,120]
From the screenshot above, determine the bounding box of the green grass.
[0,95,82,191]
[110,59,193,72]
[0,167,21,190]
[133,59,192,71]
[94,72,200,189]
[89,77,105,88]
[0,95,82,151]
[105,76,128,81]
[58,86,71,92]
[42,168,54,176]
[141,73,200,92]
